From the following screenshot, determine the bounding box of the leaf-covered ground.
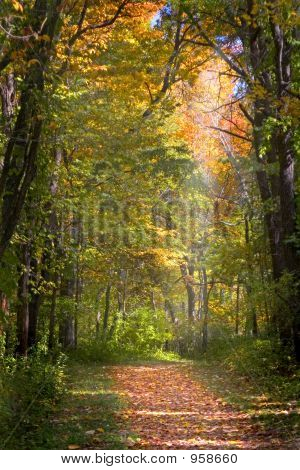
[15,360,299,449]
[109,362,299,450]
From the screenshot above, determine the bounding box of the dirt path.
[109,362,295,450]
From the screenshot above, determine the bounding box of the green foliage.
[75,307,174,362]
[0,248,19,296]
[116,307,172,356]
[202,335,300,399]
[0,348,66,449]
[13,363,128,450]
[169,318,203,357]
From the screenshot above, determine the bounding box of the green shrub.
[116,307,172,356]
[203,335,294,376]
[200,335,300,400]
[75,307,174,361]
[0,347,66,449]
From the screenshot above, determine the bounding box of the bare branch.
[182,38,210,47]
[239,103,254,124]
[204,96,245,113]
[0,17,48,41]
[208,125,252,142]
[183,9,248,80]
[68,0,130,46]
[144,82,154,104]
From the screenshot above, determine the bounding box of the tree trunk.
[201,267,209,352]
[59,277,75,349]
[95,288,104,339]
[0,1,63,261]
[0,290,10,351]
[28,257,42,350]
[244,216,258,337]
[74,258,82,349]
[0,73,16,135]
[150,291,156,311]
[15,246,31,356]
[103,283,111,336]
[165,299,176,323]
[48,285,57,350]
[180,261,196,320]
[47,148,63,349]
[60,316,75,349]
[120,269,127,320]
[235,279,240,335]
[96,311,101,338]
[245,4,299,355]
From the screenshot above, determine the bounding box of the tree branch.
[183,9,248,80]
[239,103,254,124]
[208,125,252,142]
[68,0,130,46]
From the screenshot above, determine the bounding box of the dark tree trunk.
[48,285,57,350]
[0,1,63,261]
[60,315,75,349]
[271,24,300,359]
[244,2,299,356]
[244,216,258,337]
[180,261,196,320]
[28,292,41,350]
[0,290,10,350]
[252,306,258,337]
[0,73,16,135]
[27,257,42,350]
[59,212,82,349]
[15,246,31,356]
[59,278,75,349]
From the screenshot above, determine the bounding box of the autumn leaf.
[96,428,105,433]
[12,0,23,13]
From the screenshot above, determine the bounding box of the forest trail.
[31,361,298,450]
[108,362,296,450]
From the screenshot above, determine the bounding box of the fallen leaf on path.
[107,363,296,450]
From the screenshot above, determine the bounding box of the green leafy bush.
[0,348,66,449]
[116,307,172,356]
[75,307,174,361]
[200,335,300,400]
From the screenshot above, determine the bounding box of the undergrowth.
[71,341,180,363]
[193,336,300,441]
[200,336,300,400]
[0,347,66,449]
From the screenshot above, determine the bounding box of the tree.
[166,0,300,358]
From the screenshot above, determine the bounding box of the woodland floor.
[109,363,298,450]
[35,360,300,450]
